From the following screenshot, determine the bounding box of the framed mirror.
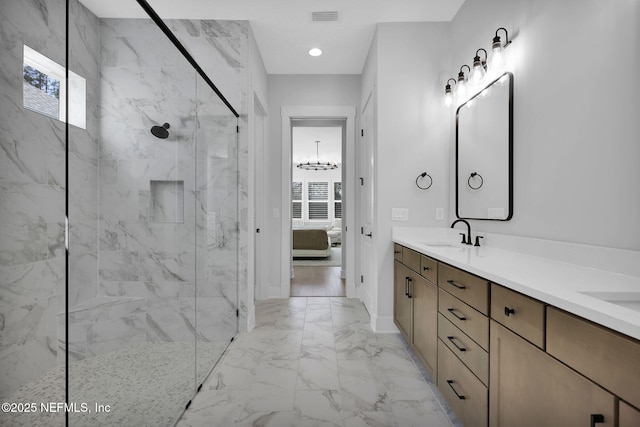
[456,71,513,220]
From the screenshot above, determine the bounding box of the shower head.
[150,122,170,139]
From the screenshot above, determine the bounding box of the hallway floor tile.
[177,297,457,427]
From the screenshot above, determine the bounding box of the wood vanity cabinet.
[490,320,616,427]
[393,248,439,380]
[411,272,438,379]
[394,260,412,339]
[546,307,640,411]
[392,243,640,427]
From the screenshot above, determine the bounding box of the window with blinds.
[292,182,302,219]
[334,182,342,219]
[308,182,329,220]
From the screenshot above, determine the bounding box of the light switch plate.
[392,208,409,221]
[436,208,444,220]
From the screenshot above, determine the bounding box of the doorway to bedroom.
[290,120,346,296]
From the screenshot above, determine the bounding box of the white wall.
[361,23,453,331]
[448,0,640,250]
[246,23,268,329]
[262,75,360,298]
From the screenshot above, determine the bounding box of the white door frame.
[280,106,357,298]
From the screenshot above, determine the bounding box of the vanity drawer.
[490,284,545,349]
[402,247,421,273]
[438,263,489,315]
[438,313,488,386]
[439,288,489,351]
[547,307,640,409]
[419,254,438,283]
[394,244,403,262]
[438,343,488,427]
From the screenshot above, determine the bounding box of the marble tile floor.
[178,297,460,427]
[0,342,228,427]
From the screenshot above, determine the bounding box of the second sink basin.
[580,291,640,312]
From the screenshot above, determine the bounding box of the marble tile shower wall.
[173,19,249,333]
[0,0,100,399]
[95,19,245,352]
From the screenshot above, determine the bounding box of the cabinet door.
[620,401,640,427]
[490,320,615,427]
[412,273,437,381]
[394,260,412,339]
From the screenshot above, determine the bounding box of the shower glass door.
[195,74,239,388]
[67,3,197,425]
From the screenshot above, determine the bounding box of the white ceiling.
[79,0,465,74]
[292,127,342,164]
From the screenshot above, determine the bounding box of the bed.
[292,228,332,258]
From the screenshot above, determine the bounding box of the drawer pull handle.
[405,277,409,296]
[504,307,515,317]
[447,308,467,321]
[590,414,604,427]
[446,380,466,400]
[447,336,467,352]
[423,266,430,271]
[407,278,413,299]
[394,250,401,254]
[446,279,466,290]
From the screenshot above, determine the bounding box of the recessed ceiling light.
[308,48,323,57]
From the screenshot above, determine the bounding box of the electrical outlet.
[273,208,280,218]
[436,208,444,220]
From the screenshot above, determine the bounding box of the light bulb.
[491,49,505,72]
[455,82,467,99]
[469,63,486,85]
[469,49,487,86]
[444,92,453,107]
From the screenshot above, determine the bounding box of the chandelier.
[296,140,338,171]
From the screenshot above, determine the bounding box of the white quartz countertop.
[393,227,640,341]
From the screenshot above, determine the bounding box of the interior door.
[360,93,375,314]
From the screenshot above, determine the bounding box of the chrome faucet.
[451,219,472,245]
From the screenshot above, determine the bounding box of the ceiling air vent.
[311,11,340,22]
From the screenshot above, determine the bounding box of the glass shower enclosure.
[0,0,239,425]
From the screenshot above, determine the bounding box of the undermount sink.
[419,241,458,247]
[580,291,640,312]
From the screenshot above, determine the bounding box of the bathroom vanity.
[393,228,640,427]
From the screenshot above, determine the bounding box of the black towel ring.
[416,172,433,190]
[468,172,483,190]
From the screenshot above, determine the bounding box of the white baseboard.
[246,307,255,332]
[256,284,286,300]
[370,315,399,333]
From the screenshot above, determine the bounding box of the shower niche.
[150,180,185,223]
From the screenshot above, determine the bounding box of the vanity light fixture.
[455,65,471,99]
[444,78,456,107]
[491,27,512,71]
[308,48,323,57]
[469,48,488,85]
